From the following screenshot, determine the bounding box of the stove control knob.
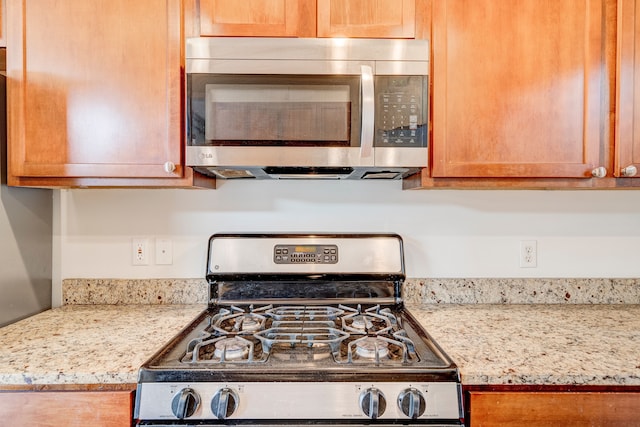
[398,388,426,419]
[171,388,200,419]
[360,387,386,419]
[211,387,239,419]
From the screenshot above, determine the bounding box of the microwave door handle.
[360,65,375,159]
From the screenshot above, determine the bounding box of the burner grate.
[254,325,349,355]
[180,303,422,366]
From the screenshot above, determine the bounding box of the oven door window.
[188,75,361,147]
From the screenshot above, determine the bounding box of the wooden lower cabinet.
[469,391,640,427]
[0,390,133,427]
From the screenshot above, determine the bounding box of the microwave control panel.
[375,76,428,148]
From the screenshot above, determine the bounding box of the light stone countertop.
[407,304,640,386]
[1,302,639,388]
[0,304,206,388]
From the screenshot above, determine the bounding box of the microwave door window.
[204,84,352,146]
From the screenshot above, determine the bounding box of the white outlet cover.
[132,238,149,266]
[519,240,537,268]
[156,238,173,265]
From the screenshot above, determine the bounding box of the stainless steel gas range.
[134,233,464,426]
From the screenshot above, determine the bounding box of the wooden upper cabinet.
[199,0,316,37]
[616,0,640,179]
[7,0,192,185]
[317,0,417,38]
[197,0,428,39]
[431,0,605,178]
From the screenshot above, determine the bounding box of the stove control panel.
[273,244,338,264]
[136,382,462,422]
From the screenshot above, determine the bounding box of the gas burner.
[341,307,394,335]
[214,337,251,360]
[236,315,264,332]
[354,336,390,359]
[182,335,262,364]
[350,315,370,330]
[212,305,270,334]
[342,334,419,365]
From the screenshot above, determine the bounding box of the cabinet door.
[317,0,417,38]
[470,391,640,427]
[0,391,133,426]
[431,0,604,178]
[7,0,183,181]
[199,0,316,37]
[616,0,640,178]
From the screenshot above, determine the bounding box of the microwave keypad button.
[409,115,418,130]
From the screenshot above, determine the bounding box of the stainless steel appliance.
[134,233,464,426]
[186,38,429,180]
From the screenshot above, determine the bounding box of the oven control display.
[274,244,338,264]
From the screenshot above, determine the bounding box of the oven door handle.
[360,65,375,159]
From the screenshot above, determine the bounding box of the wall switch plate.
[155,238,173,265]
[132,238,149,265]
[520,240,537,268]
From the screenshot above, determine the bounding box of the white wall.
[53,180,640,305]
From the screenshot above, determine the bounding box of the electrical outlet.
[519,240,537,268]
[132,238,149,265]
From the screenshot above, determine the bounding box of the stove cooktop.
[138,302,459,383]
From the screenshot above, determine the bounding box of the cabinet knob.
[591,167,607,178]
[164,161,176,173]
[621,165,638,177]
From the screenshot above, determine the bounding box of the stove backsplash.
[63,278,640,305]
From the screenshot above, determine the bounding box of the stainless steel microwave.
[186,37,429,180]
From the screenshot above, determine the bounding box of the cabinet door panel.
[616,0,640,178]
[199,0,316,37]
[8,0,182,179]
[0,391,133,426]
[470,391,640,426]
[317,0,416,38]
[432,0,603,178]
